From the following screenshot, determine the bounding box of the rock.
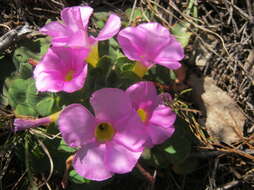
[188,74,245,144]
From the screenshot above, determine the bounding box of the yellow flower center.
[95,122,115,142]
[48,111,61,122]
[65,70,74,81]
[86,43,99,67]
[137,108,148,123]
[133,61,148,78]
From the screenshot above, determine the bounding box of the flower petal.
[35,47,73,75]
[126,81,159,115]
[40,21,68,37]
[34,47,88,92]
[154,37,184,70]
[159,93,173,103]
[58,104,96,148]
[67,31,91,48]
[62,64,88,93]
[105,141,142,174]
[34,48,60,75]
[117,26,146,61]
[61,6,93,32]
[137,23,170,57]
[51,37,71,47]
[148,104,176,144]
[117,23,170,62]
[150,104,176,129]
[34,71,64,92]
[51,46,88,65]
[90,88,133,124]
[113,111,147,151]
[73,143,113,181]
[147,124,175,145]
[14,117,50,132]
[96,14,121,41]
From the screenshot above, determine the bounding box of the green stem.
[192,0,198,18]
[25,135,37,189]
[185,0,198,17]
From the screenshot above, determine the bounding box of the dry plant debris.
[188,74,245,144]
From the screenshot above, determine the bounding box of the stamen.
[65,70,75,81]
[95,122,115,142]
[86,43,99,67]
[137,108,148,123]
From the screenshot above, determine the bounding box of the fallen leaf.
[188,74,245,144]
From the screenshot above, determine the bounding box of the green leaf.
[4,75,17,89]
[152,118,192,168]
[172,157,199,175]
[163,129,191,164]
[96,56,113,71]
[98,40,109,58]
[18,62,33,79]
[68,182,106,190]
[13,37,50,69]
[109,38,119,49]
[164,145,176,154]
[156,65,171,83]
[0,54,16,86]
[108,47,117,61]
[15,104,37,116]
[10,78,30,90]
[115,57,135,72]
[124,8,151,26]
[96,20,104,29]
[26,81,40,106]
[69,170,91,184]
[169,69,177,81]
[86,56,114,89]
[125,8,143,19]
[8,78,31,107]
[151,149,171,168]
[171,22,192,47]
[93,12,109,29]
[0,85,9,105]
[58,89,88,108]
[58,139,76,153]
[164,123,191,164]
[116,71,141,89]
[36,97,55,116]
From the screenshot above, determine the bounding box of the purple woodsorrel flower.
[58,88,147,181]
[14,112,60,132]
[117,23,184,77]
[40,6,121,66]
[34,47,88,92]
[126,81,176,147]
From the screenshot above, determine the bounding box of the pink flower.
[126,81,176,147]
[40,6,121,66]
[34,47,88,93]
[14,117,51,132]
[58,88,147,181]
[13,112,60,132]
[117,23,184,77]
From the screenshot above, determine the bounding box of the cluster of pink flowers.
[35,6,121,92]
[14,6,184,181]
[58,81,176,180]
